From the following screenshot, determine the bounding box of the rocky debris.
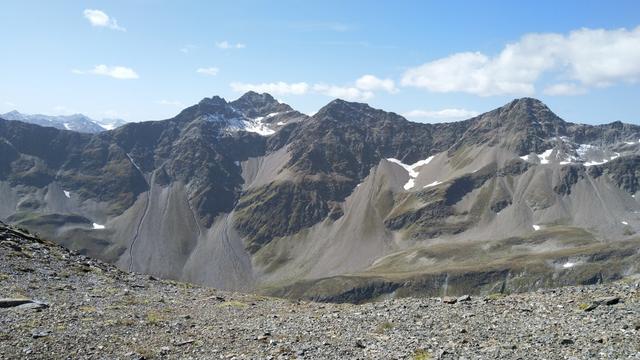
[0,298,37,308]
[583,296,622,311]
[595,296,621,305]
[457,294,471,302]
[1,223,640,359]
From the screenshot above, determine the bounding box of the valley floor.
[1,224,639,359]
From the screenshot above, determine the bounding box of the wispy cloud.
[156,100,184,107]
[52,105,75,115]
[401,25,640,96]
[230,82,309,95]
[312,84,373,101]
[216,41,246,49]
[543,83,588,96]
[196,67,220,76]
[73,65,139,80]
[230,75,397,101]
[83,9,126,31]
[180,44,196,54]
[403,108,479,122]
[355,75,398,93]
[289,21,351,32]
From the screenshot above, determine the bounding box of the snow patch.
[63,123,72,130]
[562,262,575,269]
[532,224,541,231]
[234,161,240,166]
[126,153,143,174]
[386,156,435,190]
[583,153,620,167]
[63,190,71,198]
[92,223,105,230]
[522,139,622,167]
[621,221,629,225]
[276,121,286,126]
[424,180,442,188]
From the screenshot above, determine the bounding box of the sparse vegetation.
[375,321,395,333]
[413,349,432,360]
[216,300,248,309]
[486,293,506,301]
[146,311,164,325]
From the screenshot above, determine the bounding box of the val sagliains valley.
[2,2,640,359]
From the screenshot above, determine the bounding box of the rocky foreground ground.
[1,223,639,359]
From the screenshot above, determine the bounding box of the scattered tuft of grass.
[216,300,248,309]
[413,349,432,360]
[78,306,97,313]
[375,321,395,334]
[146,311,164,325]
[486,293,505,301]
[578,303,590,311]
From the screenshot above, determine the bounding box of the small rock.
[560,338,574,345]
[0,298,36,308]
[174,339,195,346]
[595,296,620,305]
[160,346,171,355]
[442,296,457,304]
[457,295,471,302]
[17,301,49,310]
[355,339,366,349]
[31,330,49,339]
[583,303,599,312]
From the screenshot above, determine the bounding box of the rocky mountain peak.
[198,95,228,107]
[174,96,238,123]
[312,99,398,125]
[3,110,21,118]
[496,97,565,128]
[230,91,293,119]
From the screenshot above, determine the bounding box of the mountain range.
[1,91,639,302]
[0,110,127,133]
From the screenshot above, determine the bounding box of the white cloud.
[312,84,373,101]
[230,74,398,101]
[73,65,139,80]
[355,75,398,93]
[403,108,479,121]
[103,109,125,118]
[543,83,588,96]
[230,82,309,95]
[180,44,196,54]
[196,67,220,76]
[216,41,246,49]
[401,26,640,96]
[83,9,125,31]
[290,22,351,32]
[52,105,75,115]
[157,100,184,107]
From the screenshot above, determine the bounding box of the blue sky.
[1,0,639,124]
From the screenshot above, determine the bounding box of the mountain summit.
[0,110,126,133]
[1,95,639,302]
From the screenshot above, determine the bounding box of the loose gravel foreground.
[1,223,639,359]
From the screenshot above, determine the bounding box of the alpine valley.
[1,92,639,303]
